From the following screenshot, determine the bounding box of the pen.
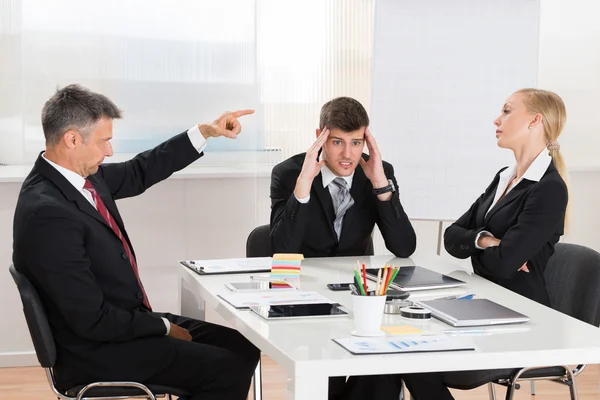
[434,294,475,300]
[443,327,528,335]
[250,275,291,282]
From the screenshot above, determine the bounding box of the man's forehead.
[329,128,366,140]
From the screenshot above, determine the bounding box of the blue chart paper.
[333,335,475,355]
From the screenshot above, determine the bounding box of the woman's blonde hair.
[515,88,569,227]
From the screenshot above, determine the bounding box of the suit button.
[122,252,128,259]
[136,292,143,299]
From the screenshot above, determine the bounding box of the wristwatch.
[372,179,395,195]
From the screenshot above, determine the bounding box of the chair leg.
[487,382,497,400]
[253,357,263,400]
[504,381,517,400]
[564,366,578,400]
[530,380,535,395]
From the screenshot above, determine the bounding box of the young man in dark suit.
[270,97,416,258]
[12,84,259,400]
[269,97,417,399]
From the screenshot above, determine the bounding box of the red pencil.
[383,266,394,294]
[361,263,368,292]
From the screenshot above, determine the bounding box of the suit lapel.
[34,155,112,229]
[312,172,337,240]
[485,180,535,222]
[476,188,495,227]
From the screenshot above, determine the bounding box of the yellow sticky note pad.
[381,325,424,335]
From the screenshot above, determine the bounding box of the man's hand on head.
[294,128,330,199]
[199,109,255,139]
[359,128,390,198]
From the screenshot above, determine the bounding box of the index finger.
[230,109,255,118]
[310,127,329,152]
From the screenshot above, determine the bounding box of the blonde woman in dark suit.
[403,88,569,400]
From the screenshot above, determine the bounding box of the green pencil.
[353,269,366,295]
[384,267,400,293]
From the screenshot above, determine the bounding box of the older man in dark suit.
[12,84,259,400]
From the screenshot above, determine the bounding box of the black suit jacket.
[12,132,202,388]
[270,153,416,258]
[444,162,568,306]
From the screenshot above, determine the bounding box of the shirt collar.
[42,153,87,192]
[500,149,552,183]
[523,150,552,182]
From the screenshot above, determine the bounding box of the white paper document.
[180,257,272,275]
[333,334,475,355]
[219,291,336,309]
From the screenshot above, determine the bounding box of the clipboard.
[180,257,272,275]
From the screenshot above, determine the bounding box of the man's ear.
[63,130,79,149]
[315,128,320,139]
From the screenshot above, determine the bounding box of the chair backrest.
[246,224,375,257]
[246,224,272,257]
[544,243,600,327]
[9,265,57,368]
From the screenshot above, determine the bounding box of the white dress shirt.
[475,149,552,248]
[296,159,355,204]
[42,126,207,335]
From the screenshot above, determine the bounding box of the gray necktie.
[331,177,354,240]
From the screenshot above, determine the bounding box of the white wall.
[1,171,598,366]
[538,0,600,170]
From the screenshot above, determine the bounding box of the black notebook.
[366,266,466,291]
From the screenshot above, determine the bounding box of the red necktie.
[84,179,152,310]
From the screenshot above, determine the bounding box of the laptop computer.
[365,266,466,291]
[417,298,530,327]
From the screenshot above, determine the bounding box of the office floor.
[0,356,598,399]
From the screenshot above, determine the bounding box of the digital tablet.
[249,303,349,320]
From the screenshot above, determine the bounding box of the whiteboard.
[370,0,540,220]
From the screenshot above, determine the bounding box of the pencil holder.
[351,293,386,337]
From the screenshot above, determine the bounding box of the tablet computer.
[249,303,349,320]
[417,298,530,327]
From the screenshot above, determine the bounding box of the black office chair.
[9,264,190,400]
[486,243,600,400]
[246,223,375,258]
[246,224,273,258]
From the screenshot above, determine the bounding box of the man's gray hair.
[41,84,122,146]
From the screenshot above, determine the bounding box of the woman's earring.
[527,125,532,130]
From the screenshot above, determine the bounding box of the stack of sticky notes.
[271,253,304,281]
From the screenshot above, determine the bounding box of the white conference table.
[178,254,600,399]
